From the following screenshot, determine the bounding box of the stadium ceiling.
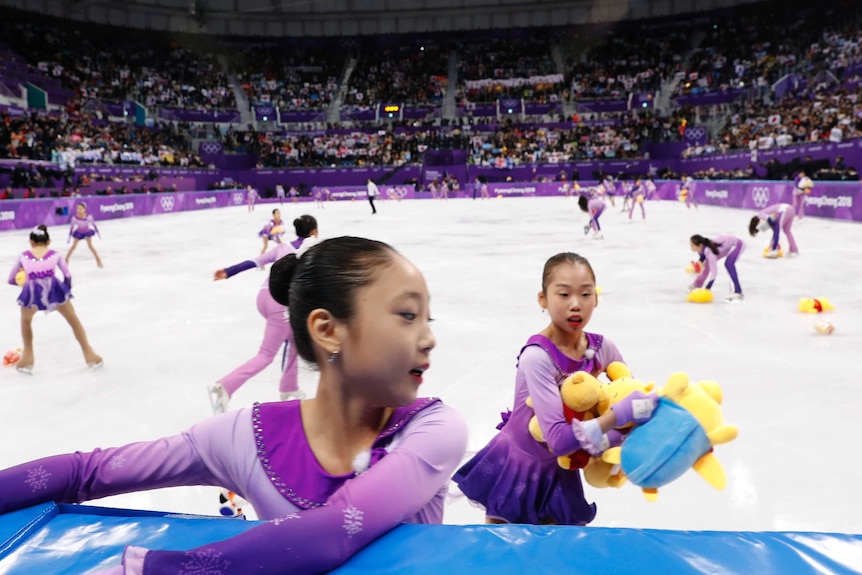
[1,0,762,36]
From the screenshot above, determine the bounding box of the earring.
[327,350,340,364]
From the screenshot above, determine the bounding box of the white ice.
[2,195,860,534]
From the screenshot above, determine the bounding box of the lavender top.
[8,250,70,286]
[0,399,467,575]
[757,203,791,220]
[694,235,742,287]
[68,215,100,239]
[587,198,605,215]
[513,334,623,456]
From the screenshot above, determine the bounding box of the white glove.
[756,219,771,232]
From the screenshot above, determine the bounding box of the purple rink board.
[0,189,247,232]
[3,180,861,232]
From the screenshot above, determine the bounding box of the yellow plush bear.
[798,297,835,313]
[583,362,655,489]
[528,371,607,470]
[601,372,738,501]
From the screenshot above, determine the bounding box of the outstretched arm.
[126,403,467,575]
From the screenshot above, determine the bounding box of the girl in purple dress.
[211,215,318,412]
[8,225,103,374]
[453,252,657,525]
[258,208,285,254]
[66,202,103,267]
[0,236,468,575]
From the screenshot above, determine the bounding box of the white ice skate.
[208,383,230,415]
[16,365,34,375]
[764,249,781,259]
[88,361,104,372]
[724,293,744,303]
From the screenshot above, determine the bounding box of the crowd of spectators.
[231,40,342,110]
[0,109,208,168]
[345,39,450,107]
[562,23,689,100]
[1,11,235,110]
[456,33,560,103]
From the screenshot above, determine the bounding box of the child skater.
[211,215,319,413]
[579,195,606,239]
[689,234,745,301]
[680,174,697,209]
[598,175,616,207]
[0,236,468,575]
[258,208,285,254]
[628,178,646,221]
[66,202,103,267]
[8,225,103,374]
[453,252,657,525]
[749,203,798,257]
[792,171,813,219]
[246,185,258,212]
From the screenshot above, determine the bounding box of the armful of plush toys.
[527,362,739,501]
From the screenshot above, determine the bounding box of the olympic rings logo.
[199,142,222,154]
[232,192,245,205]
[160,196,175,211]
[751,186,770,208]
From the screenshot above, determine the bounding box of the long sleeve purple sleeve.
[0,403,467,575]
[693,249,718,288]
[518,343,622,457]
[517,342,624,457]
[89,215,101,238]
[132,403,467,575]
[251,242,297,268]
[7,254,21,286]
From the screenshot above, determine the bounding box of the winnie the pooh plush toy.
[527,371,606,470]
[582,362,654,489]
[601,372,738,501]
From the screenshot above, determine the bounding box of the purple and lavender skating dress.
[9,250,72,312]
[68,215,100,241]
[453,333,623,525]
[258,219,284,242]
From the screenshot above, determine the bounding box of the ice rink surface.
[2,194,860,533]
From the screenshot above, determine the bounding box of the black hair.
[272,208,280,216]
[542,252,596,293]
[690,234,721,255]
[748,216,760,237]
[293,214,318,238]
[269,236,397,364]
[30,225,50,244]
[77,202,87,210]
[578,195,589,212]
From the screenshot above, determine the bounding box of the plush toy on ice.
[601,371,738,501]
[798,297,835,313]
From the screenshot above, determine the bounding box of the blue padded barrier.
[1,504,861,574]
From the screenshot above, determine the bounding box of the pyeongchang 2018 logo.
[232,192,245,205]
[751,187,770,208]
[160,196,175,211]
[704,189,728,199]
[0,210,14,222]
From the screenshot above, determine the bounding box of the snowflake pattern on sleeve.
[270,513,300,525]
[25,466,51,492]
[178,548,230,575]
[342,505,364,537]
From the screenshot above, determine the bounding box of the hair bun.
[269,253,300,306]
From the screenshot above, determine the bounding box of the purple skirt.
[72,229,96,240]
[17,277,72,312]
[452,407,596,525]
